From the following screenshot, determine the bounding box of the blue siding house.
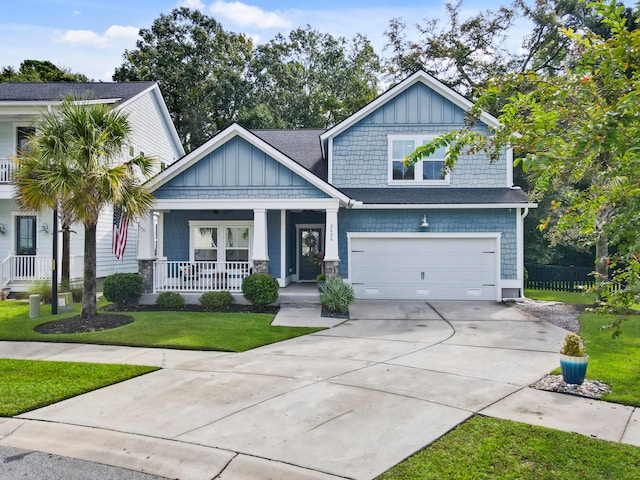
[140,71,535,301]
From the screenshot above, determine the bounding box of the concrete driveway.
[0,301,571,479]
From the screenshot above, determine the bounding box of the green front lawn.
[525,288,596,305]
[0,301,321,352]
[577,312,640,406]
[0,358,157,416]
[378,416,640,480]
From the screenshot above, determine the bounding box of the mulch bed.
[34,314,134,334]
[101,303,280,315]
[321,305,349,320]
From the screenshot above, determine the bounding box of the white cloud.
[177,0,205,9]
[72,10,81,16]
[208,1,292,29]
[55,25,139,48]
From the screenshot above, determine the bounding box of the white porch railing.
[0,256,10,288]
[1,255,52,284]
[0,158,15,184]
[153,261,252,293]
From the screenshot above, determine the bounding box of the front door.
[298,227,323,281]
[15,215,36,277]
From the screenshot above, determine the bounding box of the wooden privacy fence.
[525,264,595,292]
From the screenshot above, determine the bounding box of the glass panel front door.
[16,215,36,277]
[299,228,322,281]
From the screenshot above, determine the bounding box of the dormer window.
[388,134,450,185]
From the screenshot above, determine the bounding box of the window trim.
[387,134,451,185]
[188,221,252,263]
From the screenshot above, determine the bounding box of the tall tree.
[406,0,640,333]
[384,0,518,96]
[0,60,88,82]
[113,7,253,152]
[16,98,154,320]
[242,27,381,129]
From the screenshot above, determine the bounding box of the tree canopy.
[114,9,383,150]
[0,60,88,82]
[113,7,254,152]
[242,27,380,129]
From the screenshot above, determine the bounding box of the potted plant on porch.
[559,333,588,385]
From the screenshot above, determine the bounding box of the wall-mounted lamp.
[40,223,49,234]
[420,214,429,228]
[0,223,6,234]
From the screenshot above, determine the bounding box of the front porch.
[137,201,343,296]
[139,281,320,305]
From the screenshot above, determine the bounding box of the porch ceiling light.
[420,214,429,228]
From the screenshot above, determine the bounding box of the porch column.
[252,209,269,274]
[324,207,340,279]
[137,211,156,294]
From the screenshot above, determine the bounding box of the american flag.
[112,204,129,261]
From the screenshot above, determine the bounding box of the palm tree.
[16,97,154,320]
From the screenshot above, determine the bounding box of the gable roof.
[0,82,157,105]
[320,70,500,152]
[147,123,350,204]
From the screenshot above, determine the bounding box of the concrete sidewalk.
[0,301,638,480]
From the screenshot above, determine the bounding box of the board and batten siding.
[338,208,518,281]
[330,82,507,189]
[120,88,182,172]
[154,136,330,200]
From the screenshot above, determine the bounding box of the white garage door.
[350,236,498,300]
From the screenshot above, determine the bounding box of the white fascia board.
[117,84,184,158]
[147,123,351,204]
[151,197,342,211]
[321,70,500,143]
[352,202,538,210]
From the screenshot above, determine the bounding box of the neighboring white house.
[0,82,184,292]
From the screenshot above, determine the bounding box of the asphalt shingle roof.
[0,82,157,104]
[340,187,532,205]
[251,129,327,181]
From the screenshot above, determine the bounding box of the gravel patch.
[514,298,585,333]
[531,375,611,399]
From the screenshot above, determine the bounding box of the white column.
[252,208,268,260]
[324,207,339,261]
[156,212,165,259]
[137,211,156,260]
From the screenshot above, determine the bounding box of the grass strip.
[378,416,640,480]
[0,358,157,416]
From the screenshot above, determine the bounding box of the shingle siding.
[338,209,517,280]
[330,83,507,189]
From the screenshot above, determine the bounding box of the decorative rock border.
[531,374,611,398]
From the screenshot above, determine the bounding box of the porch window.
[388,134,450,185]
[189,222,251,263]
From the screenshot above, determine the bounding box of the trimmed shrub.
[242,273,279,310]
[155,291,185,309]
[320,277,355,313]
[200,291,233,311]
[103,273,143,308]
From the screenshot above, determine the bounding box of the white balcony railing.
[153,261,252,293]
[0,158,15,184]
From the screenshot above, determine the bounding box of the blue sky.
[2,0,521,81]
